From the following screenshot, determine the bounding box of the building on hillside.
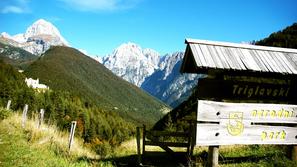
[25,78,49,92]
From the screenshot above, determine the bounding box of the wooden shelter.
[181,39,297,75]
[180,39,297,166]
[181,39,297,104]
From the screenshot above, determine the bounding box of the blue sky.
[0,0,297,56]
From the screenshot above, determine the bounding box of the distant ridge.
[0,41,38,69]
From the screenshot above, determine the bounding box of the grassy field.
[1,108,296,167]
[0,108,100,167]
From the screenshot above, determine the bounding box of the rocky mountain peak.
[101,42,160,86]
[0,19,68,55]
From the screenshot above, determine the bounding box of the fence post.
[68,121,77,150]
[142,125,146,159]
[136,127,141,165]
[207,146,219,167]
[6,100,11,110]
[38,109,45,129]
[22,104,28,128]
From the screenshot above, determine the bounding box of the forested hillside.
[256,23,297,49]
[25,46,168,126]
[0,41,38,69]
[0,60,135,155]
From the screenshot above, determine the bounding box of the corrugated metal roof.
[181,39,297,75]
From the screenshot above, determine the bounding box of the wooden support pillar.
[207,146,219,167]
[292,146,297,161]
[142,125,146,159]
[136,127,141,165]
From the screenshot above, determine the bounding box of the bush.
[94,142,112,157]
[0,107,11,120]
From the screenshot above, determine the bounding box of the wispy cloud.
[0,0,30,14]
[59,0,141,12]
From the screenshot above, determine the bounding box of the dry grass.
[3,112,97,160]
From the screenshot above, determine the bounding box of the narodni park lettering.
[227,108,295,141]
[251,108,295,141]
[232,84,290,98]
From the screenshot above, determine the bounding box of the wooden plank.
[147,131,189,137]
[197,78,297,104]
[266,51,286,73]
[222,47,240,70]
[283,53,297,73]
[224,47,242,70]
[214,46,232,69]
[256,50,275,72]
[277,52,297,74]
[263,51,282,73]
[199,44,216,68]
[190,44,208,67]
[249,50,269,72]
[207,45,224,69]
[189,44,203,67]
[145,141,189,147]
[197,100,297,124]
[231,47,246,70]
[218,46,236,70]
[196,123,297,146]
[237,49,261,71]
[271,52,292,74]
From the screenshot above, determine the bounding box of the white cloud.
[0,0,30,14]
[1,6,24,14]
[59,0,141,12]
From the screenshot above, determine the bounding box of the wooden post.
[68,121,77,150]
[207,146,219,167]
[136,127,141,165]
[6,100,11,110]
[22,104,28,128]
[188,122,195,157]
[38,109,45,129]
[292,146,297,161]
[142,125,146,159]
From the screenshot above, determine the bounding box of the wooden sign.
[197,79,297,104]
[196,100,297,146]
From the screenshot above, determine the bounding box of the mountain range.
[100,43,200,107]
[1,19,197,107]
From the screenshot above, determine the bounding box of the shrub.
[0,107,11,120]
